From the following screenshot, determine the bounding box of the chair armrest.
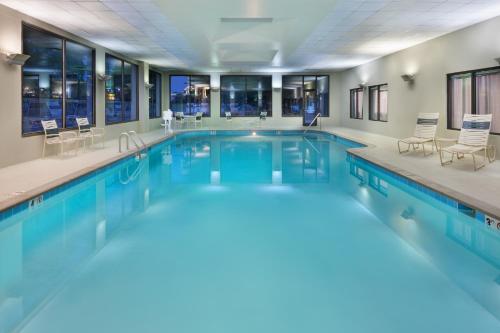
[60,131,78,141]
[435,137,457,151]
[91,127,105,135]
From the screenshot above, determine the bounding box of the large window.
[170,75,210,116]
[221,75,272,117]
[369,84,388,122]
[350,88,363,119]
[22,24,94,135]
[282,76,303,117]
[149,70,162,119]
[448,67,500,134]
[105,54,138,124]
[282,75,329,120]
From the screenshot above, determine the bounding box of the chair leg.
[42,142,46,158]
[440,149,454,166]
[397,141,410,154]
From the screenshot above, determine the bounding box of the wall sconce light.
[358,82,367,89]
[401,74,416,82]
[495,57,500,65]
[97,73,112,81]
[3,52,30,65]
[145,82,154,89]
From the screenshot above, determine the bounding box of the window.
[221,75,272,117]
[22,24,95,135]
[448,67,500,134]
[105,54,138,124]
[282,75,329,118]
[350,88,363,119]
[170,75,210,116]
[369,84,388,121]
[149,70,162,119]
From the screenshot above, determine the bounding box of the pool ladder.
[304,113,322,133]
[119,131,147,158]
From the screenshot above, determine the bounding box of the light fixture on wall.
[3,52,30,65]
[358,82,367,89]
[495,57,500,65]
[145,82,154,89]
[97,73,112,81]
[401,74,416,83]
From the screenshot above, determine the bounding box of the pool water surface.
[0,131,499,333]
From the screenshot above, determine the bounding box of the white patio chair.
[225,112,232,121]
[174,112,185,128]
[397,113,439,156]
[76,117,105,148]
[41,120,80,158]
[194,112,203,128]
[439,114,494,171]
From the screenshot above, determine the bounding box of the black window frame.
[148,69,162,119]
[220,75,273,117]
[104,53,139,125]
[349,87,363,120]
[447,66,500,135]
[169,74,211,117]
[21,22,96,136]
[281,75,330,117]
[368,83,388,122]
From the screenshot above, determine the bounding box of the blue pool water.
[0,131,499,333]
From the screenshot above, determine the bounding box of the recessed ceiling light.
[220,17,273,23]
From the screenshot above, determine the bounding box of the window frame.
[169,74,211,117]
[104,53,139,125]
[447,66,500,135]
[148,69,162,119]
[349,87,363,120]
[220,75,273,117]
[21,22,96,136]
[368,83,388,122]
[281,75,330,117]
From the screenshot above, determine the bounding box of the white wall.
[0,4,163,168]
[336,15,500,153]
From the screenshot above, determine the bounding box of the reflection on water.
[0,133,499,333]
[347,157,500,319]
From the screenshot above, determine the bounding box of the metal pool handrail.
[304,113,322,133]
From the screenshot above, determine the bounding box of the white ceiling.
[2,0,500,72]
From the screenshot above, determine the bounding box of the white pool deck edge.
[0,125,499,220]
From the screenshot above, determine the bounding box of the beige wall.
[336,15,500,153]
[0,4,163,168]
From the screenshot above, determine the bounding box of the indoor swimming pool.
[0,130,499,333]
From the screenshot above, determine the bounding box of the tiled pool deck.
[0,125,499,221]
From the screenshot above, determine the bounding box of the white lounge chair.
[174,112,185,128]
[439,114,494,171]
[397,113,439,156]
[76,117,105,148]
[259,111,267,120]
[225,112,232,121]
[41,120,80,158]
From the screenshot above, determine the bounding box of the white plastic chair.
[41,120,80,158]
[76,117,105,149]
[174,112,185,128]
[194,112,203,128]
[161,109,173,132]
